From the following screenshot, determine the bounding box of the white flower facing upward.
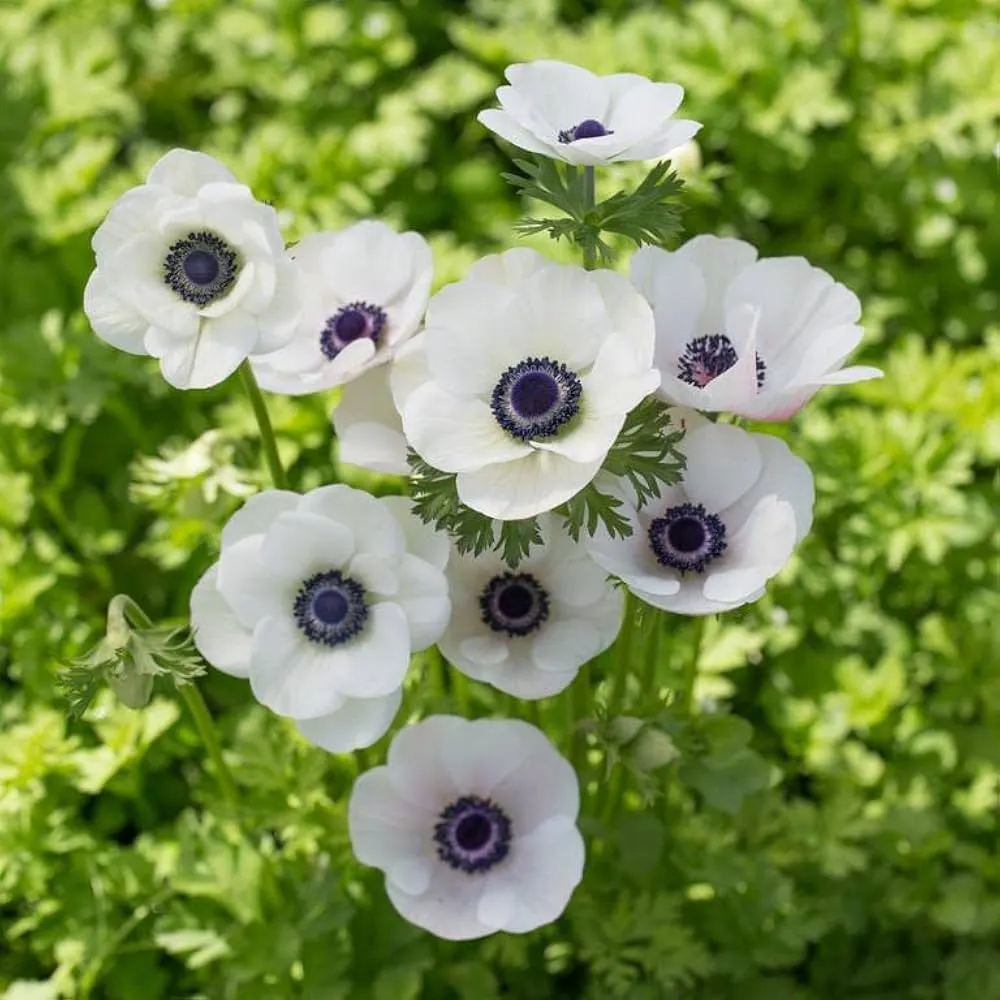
[439,516,623,699]
[399,248,660,520]
[253,221,433,396]
[585,414,814,615]
[478,60,701,165]
[84,148,301,389]
[190,488,451,752]
[349,715,584,940]
[630,235,883,421]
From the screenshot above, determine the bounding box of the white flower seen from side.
[189,488,451,752]
[332,363,410,476]
[84,148,301,389]
[630,235,883,421]
[253,220,433,395]
[478,60,701,165]
[438,516,623,699]
[348,715,585,940]
[398,248,660,520]
[585,413,815,615]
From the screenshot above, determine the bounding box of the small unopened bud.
[609,716,645,745]
[630,728,680,772]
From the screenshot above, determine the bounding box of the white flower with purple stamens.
[252,220,433,396]
[189,488,451,752]
[585,414,815,615]
[83,148,301,389]
[630,235,883,420]
[399,249,660,520]
[438,515,623,699]
[478,60,701,166]
[348,715,585,940]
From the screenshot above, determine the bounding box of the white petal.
[385,866,491,941]
[457,450,603,521]
[216,535,289,628]
[83,270,150,355]
[403,382,531,473]
[617,119,702,162]
[392,554,451,651]
[332,365,409,474]
[588,269,657,370]
[380,496,451,571]
[531,619,601,673]
[156,315,258,390]
[146,148,238,195]
[349,553,399,597]
[386,715,468,806]
[455,634,510,666]
[189,565,252,678]
[465,247,556,288]
[545,552,617,609]
[260,511,356,582]
[702,496,796,604]
[295,687,402,753]
[389,332,432,412]
[92,186,183,264]
[348,765,438,867]
[629,248,706,364]
[503,60,609,133]
[477,109,553,156]
[221,490,300,548]
[477,883,518,930]
[681,423,763,512]
[321,221,429,306]
[248,259,302,356]
[675,234,758,337]
[297,485,405,560]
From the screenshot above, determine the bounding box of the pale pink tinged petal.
[260,511,355,581]
[698,302,761,412]
[145,148,238,195]
[385,866,491,941]
[498,816,585,933]
[387,715,469,806]
[457,450,603,521]
[348,765,437,869]
[220,490,301,549]
[503,60,609,132]
[778,322,865,386]
[215,535,290,628]
[297,485,405,560]
[403,382,531,474]
[702,496,797,604]
[83,270,149,354]
[531,619,601,673]
[380,496,451,571]
[389,332,432,411]
[189,565,252,678]
[681,423,763,511]
[295,687,402,753]
[629,249,706,365]
[490,730,580,830]
[477,109,553,156]
[423,283,530,396]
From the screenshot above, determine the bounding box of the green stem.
[179,683,241,815]
[581,165,597,270]
[607,591,637,720]
[639,608,663,708]
[682,616,707,715]
[239,361,287,489]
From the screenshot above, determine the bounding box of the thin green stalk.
[682,616,707,715]
[569,666,591,775]
[239,360,287,489]
[639,608,663,708]
[179,683,241,815]
[607,590,637,720]
[582,165,597,270]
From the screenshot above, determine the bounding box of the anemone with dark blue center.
[163,230,241,306]
[648,502,728,574]
[319,301,387,361]
[293,569,369,646]
[479,571,550,637]
[490,356,582,441]
[677,334,767,389]
[557,119,614,143]
[434,795,513,874]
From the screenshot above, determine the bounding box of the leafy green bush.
[1,0,997,997]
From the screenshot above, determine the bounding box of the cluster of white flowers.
[84,59,880,941]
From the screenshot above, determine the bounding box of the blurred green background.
[1,0,998,997]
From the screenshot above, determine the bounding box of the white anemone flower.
[349,715,584,940]
[189,489,451,752]
[478,60,701,166]
[84,148,301,389]
[630,235,883,420]
[585,413,814,615]
[439,515,623,699]
[399,249,660,520]
[332,364,410,476]
[253,221,433,396]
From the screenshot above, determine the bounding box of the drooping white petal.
[295,687,403,753]
[189,565,252,678]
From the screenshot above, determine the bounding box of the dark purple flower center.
[163,230,241,306]
[293,569,368,646]
[558,119,614,143]
[677,334,766,389]
[320,301,387,360]
[479,571,550,637]
[434,795,512,874]
[490,357,582,440]
[648,502,728,574]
